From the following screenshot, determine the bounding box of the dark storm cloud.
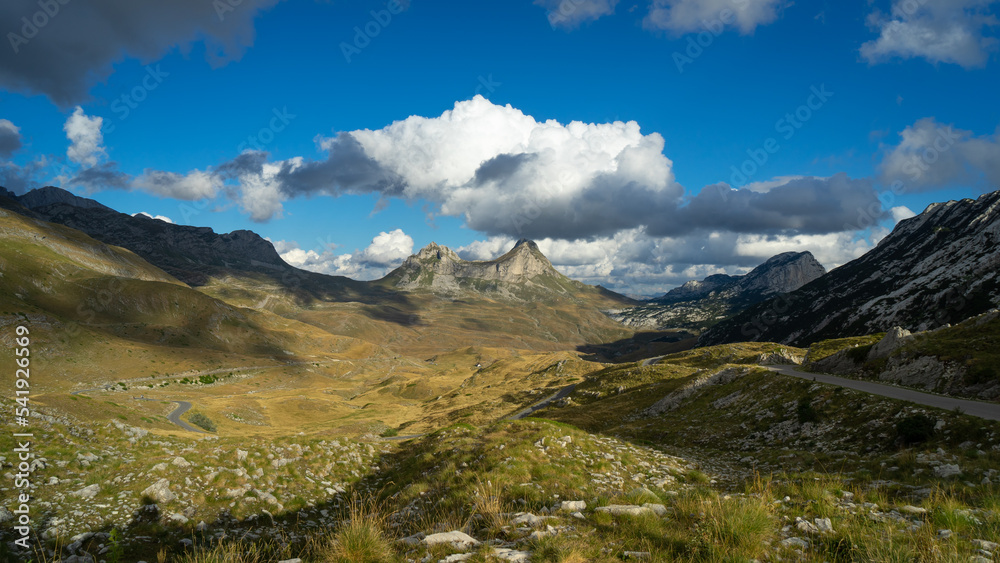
[648,174,886,236]
[277,134,406,197]
[472,153,538,184]
[69,161,131,191]
[0,120,22,157]
[0,0,283,106]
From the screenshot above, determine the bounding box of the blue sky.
[1,0,998,295]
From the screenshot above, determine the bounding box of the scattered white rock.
[141,479,176,503]
[167,513,189,525]
[973,539,999,551]
[422,531,479,549]
[493,548,531,562]
[70,484,100,499]
[934,464,961,478]
[642,503,668,516]
[781,537,809,549]
[595,504,653,517]
[558,500,586,512]
[511,512,546,527]
[814,517,834,534]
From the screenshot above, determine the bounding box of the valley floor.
[3,341,1000,562]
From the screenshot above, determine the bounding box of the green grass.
[806,333,885,364]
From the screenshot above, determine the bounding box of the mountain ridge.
[699,190,1000,347]
[610,251,826,330]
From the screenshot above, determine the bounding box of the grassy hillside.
[0,208,377,397]
[6,342,1000,562]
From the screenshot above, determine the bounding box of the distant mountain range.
[608,251,825,331]
[700,191,1000,347]
[4,184,999,353]
[0,185,634,353]
[3,185,291,286]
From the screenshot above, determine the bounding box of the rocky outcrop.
[388,239,559,290]
[869,327,912,361]
[810,311,1000,400]
[701,190,1000,346]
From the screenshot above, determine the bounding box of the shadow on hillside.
[578,330,697,363]
[294,271,426,327]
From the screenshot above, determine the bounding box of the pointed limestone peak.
[504,238,552,268]
[412,242,461,263]
[738,251,826,295]
[386,238,564,290]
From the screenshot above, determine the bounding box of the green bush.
[896,414,936,445]
[188,412,217,432]
[797,397,820,424]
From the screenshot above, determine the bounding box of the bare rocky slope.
[700,190,1000,347]
[609,251,825,330]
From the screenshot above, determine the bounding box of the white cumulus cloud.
[644,0,788,34]
[861,0,999,68]
[132,211,175,223]
[535,0,619,29]
[358,229,414,266]
[878,118,1000,191]
[457,227,879,297]
[275,229,414,281]
[64,107,106,166]
[890,206,917,223]
[133,169,222,201]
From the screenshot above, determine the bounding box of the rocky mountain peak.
[700,189,1000,346]
[18,186,114,212]
[413,242,462,263]
[737,251,826,295]
[386,239,563,291]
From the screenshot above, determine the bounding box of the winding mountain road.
[509,384,578,420]
[157,399,205,433]
[765,364,1000,421]
[72,388,207,433]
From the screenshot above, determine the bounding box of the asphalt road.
[641,356,665,366]
[163,400,205,433]
[509,383,578,420]
[74,387,207,433]
[765,364,1000,422]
